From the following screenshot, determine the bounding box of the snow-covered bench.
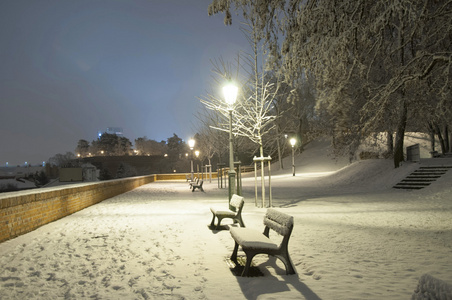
[210,194,245,229]
[229,208,296,277]
[192,180,204,192]
[189,177,198,189]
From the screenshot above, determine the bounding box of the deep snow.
[1,139,451,299]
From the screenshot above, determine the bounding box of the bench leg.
[210,214,224,229]
[231,242,239,263]
[275,253,296,275]
[242,251,257,277]
[210,213,216,227]
[215,216,224,229]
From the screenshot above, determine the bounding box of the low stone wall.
[0,172,224,243]
[0,175,157,243]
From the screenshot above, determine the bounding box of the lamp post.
[188,138,195,180]
[195,150,200,178]
[290,138,296,176]
[223,82,238,203]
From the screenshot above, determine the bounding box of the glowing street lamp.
[188,138,195,180]
[290,138,296,176]
[223,82,238,203]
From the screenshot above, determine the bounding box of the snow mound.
[326,159,419,190]
[412,274,452,300]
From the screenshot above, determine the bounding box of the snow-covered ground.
[1,139,451,299]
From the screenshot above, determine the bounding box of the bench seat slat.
[210,209,236,218]
[230,227,278,250]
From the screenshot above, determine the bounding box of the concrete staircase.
[393,165,452,190]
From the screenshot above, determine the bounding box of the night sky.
[0,1,247,166]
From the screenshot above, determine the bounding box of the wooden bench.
[192,180,204,192]
[210,194,245,229]
[229,208,296,277]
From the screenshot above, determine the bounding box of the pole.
[190,151,194,180]
[292,146,295,176]
[268,160,272,207]
[254,160,258,207]
[228,109,236,209]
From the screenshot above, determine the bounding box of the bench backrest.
[230,194,244,212]
[263,208,294,236]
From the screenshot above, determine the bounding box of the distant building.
[97,127,123,139]
[82,163,99,182]
[59,163,99,182]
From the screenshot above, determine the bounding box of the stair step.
[402,179,436,182]
[413,170,447,173]
[396,182,431,186]
[393,185,425,190]
[419,166,452,169]
[406,174,441,178]
[393,164,450,190]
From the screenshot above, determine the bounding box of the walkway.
[1,167,452,299]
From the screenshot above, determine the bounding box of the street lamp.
[290,138,296,176]
[223,82,238,203]
[188,138,195,180]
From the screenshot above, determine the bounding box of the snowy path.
[0,182,238,299]
[1,158,452,299]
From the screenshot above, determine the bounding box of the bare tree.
[209,0,452,167]
[200,17,283,205]
[194,108,228,168]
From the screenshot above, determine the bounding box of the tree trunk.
[428,122,436,152]
[386,131,394,154]
[394,21,407,169]
[393,100,407,168]
[450,129,452,154]
[444,125,449,153]
[298,116,303,147]
[435,123,446,154]
[276,125,283,170]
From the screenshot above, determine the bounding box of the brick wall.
[0,175,157,243]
